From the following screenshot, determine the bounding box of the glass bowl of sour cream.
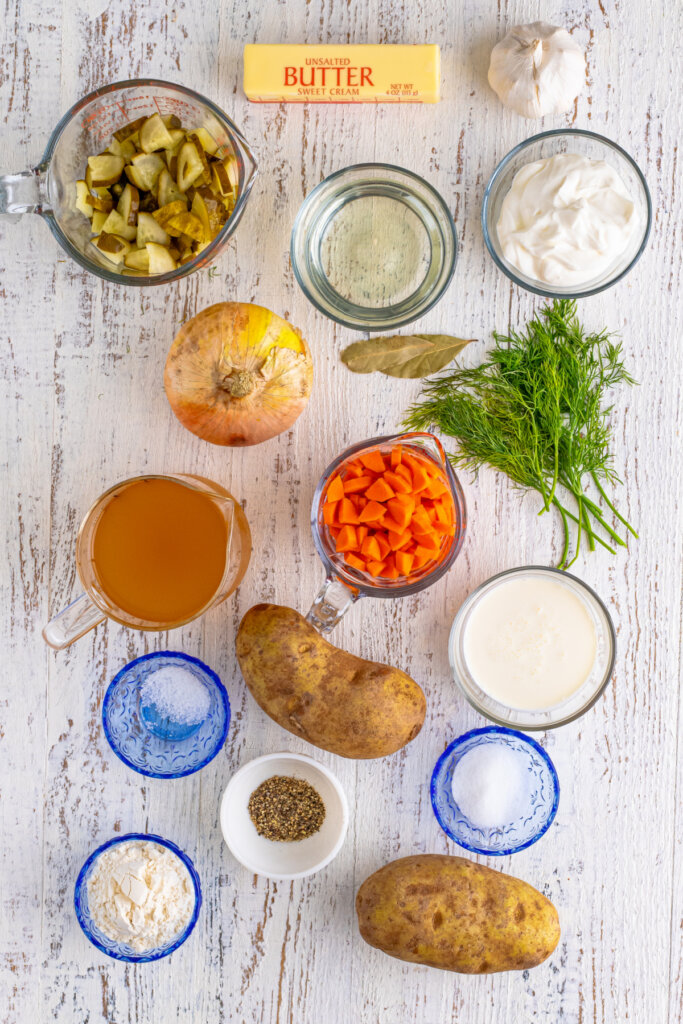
[482,129,651,298]
[449,566,616,730]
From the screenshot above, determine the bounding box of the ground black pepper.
[248,775,326,842]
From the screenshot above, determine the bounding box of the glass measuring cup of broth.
[43,474,251,649]
[308,433,466,632]
[0,79,257,284]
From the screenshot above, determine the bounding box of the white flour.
[87,840,194,952]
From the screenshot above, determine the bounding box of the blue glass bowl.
[430,727,560,856]
[74,833,201,962]
[102,651,230,779]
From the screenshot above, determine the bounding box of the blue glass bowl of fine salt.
[430,726,560,855]
[102,651,230,779]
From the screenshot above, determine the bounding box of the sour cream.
[462,574,597,711]
[496,152,638,287]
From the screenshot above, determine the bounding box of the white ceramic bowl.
[219,752,349,880]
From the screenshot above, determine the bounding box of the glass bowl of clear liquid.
[290,163,457,330]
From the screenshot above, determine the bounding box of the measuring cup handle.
[306,576,359,633]
[42,592,106,650]
[0,163,50,219]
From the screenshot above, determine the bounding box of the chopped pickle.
[86,154,124,188]
[101,208,137,243]
[124,247,151,271]
[176,140,205,191]
[166,211,206,243]
[193,127,219,156]
[146,242,178,273]
[136,211,170,248]
[91,209,108,233]
[75,180,92,218]
[117,183,140,226]
[74,114,235,275]
[94,232,132,264]
[113,116,146,143]
[125,152,165,191]
[139,113,176,154]
[156,168,188,208]
[87,187,114,213]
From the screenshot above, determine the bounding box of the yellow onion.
[164,302,313,446]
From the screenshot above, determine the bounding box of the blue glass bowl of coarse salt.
[102,651,230,779]
[430,726,559,856]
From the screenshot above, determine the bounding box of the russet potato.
[356,854,560,973]
[235,604,426,759]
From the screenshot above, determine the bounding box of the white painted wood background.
[1,0,681,1021]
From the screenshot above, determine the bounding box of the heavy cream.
[463,574,597,711]
[497,152,637,286]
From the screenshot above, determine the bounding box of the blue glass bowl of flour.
[74,833,201,962]
[102,651,230,778]
[430,727,560,856]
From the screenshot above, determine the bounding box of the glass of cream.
[449,566,616,730]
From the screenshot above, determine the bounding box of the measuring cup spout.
[306,576,360,633]
[0,163,50,219]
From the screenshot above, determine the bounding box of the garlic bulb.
[488,22,585,119]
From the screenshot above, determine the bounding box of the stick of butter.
[243,44,440,103]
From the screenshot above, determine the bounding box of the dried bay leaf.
[340,334,474,379]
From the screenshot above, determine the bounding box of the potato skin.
[235,604,426,759]
[356,854,560,974]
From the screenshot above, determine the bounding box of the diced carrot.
[343,475,373,494]
[374,532,391,560]
[345,552,366,572]
[393,492,416,509]
[431,520,453,536]
[366,559,387,577]
[386,498,412,532]
[359,500,386,523]
[327,475,344,503]
[357,525,369,545]
[387,529,413,551]
[380,555,399,579]
[323,501,337,526]
[395,550,414,576]
[412,529,440,552]
[395,463,412,484]
[356,495,368,509]
[424,477,449,499]
[361,535,382,561]
[343,460,365,478]
[366,477,395,502]
[411,506,433,531]
[382,515,406,534]
[336,524,358,552]
[389,445,402,468]
[383,470,412,495]
[359,450,386,474]
[434,501,451,525]
[409,461,430,492]
[329,525,342,540]
[338,497,360,524]
[412,545,436,567]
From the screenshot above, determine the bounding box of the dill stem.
[553,498,570,567]
[554,499,617,555]
[580,494,628,547]
[591,472,639,538]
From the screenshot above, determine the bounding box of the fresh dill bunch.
[403,299,637,568]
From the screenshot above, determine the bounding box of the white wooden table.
[1,1,681,1021]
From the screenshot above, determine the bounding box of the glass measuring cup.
[43,474,252,650]
[0,79,257,285]
[308,432,466,632]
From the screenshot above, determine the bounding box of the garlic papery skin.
[488,22,586,119]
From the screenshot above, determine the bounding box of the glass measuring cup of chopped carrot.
[308,433,466,632]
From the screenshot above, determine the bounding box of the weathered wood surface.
[1,1,681,1021]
